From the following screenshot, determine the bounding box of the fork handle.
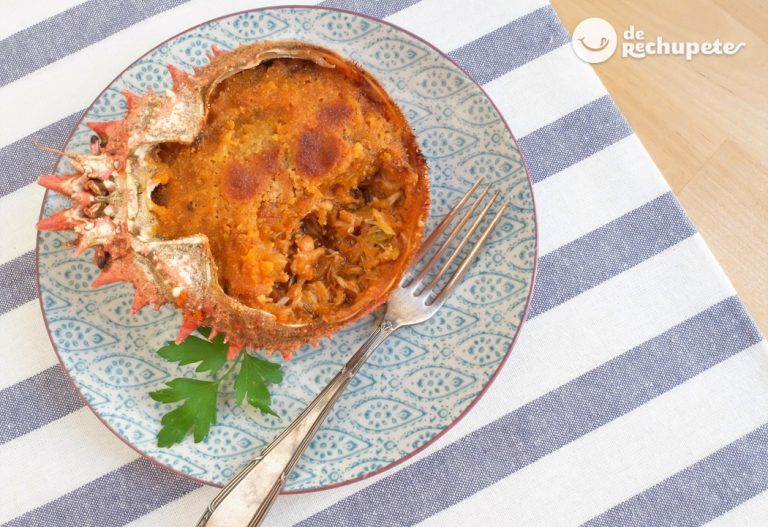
[198,319,399,527]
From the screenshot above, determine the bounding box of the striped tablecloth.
[2,1,767,525]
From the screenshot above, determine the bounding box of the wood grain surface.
[551,0,767,334]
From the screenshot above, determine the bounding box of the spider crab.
[37,41,429,359]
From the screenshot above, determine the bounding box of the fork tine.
[420,189,500,295]
[413,177,484,263]
[408,184,491,288]
[429,199,509,307]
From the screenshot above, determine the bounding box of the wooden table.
[551,0,767,334]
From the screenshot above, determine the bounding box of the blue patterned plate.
[37,7,536,491]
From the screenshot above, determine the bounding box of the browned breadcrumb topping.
[150,58,424,324]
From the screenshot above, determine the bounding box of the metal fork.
[198,179,508,527]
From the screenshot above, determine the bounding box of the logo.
[572,17,617,64]
[571,18,747,63]
[622,25,746,61]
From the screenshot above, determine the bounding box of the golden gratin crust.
[150,56,429,326]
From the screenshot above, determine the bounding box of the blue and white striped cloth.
[1,1,767,525]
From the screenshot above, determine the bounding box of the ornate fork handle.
[198,319,399,527]
[198,180,507,526]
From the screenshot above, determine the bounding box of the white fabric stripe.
[0,408,139,524]
[123,486,217,527]
[484,44,607,138]
[436,234,736,444]
[0,0,320,150]
[534,134,669,256]
[0,300,58,390]
[0,184,45,267]
[418,341,768,527]
[704,489,768,527]
[0,0,87,40]
[386,0,547,52]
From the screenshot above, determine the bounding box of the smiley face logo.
[572,18,617,63]
[579,36,610,52]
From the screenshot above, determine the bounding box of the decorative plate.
[37,6,536,492]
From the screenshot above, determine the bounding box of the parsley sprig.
[149,328,283,447]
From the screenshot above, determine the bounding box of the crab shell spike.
[90,261,126,287]
[37,174,80,196]
[35,41,429,360]
[36,208,82,231]
[224,339,244,361]
[62,156,85,174]
[71,190,95,207]
[130,294,150,315]
[87,120,121,139]
[207,328,219,340]
[91,258,164,314]
[176,314,202,345]
[121,90,140,112]
[166,64,190,89]
[129,281,165,314]
[206,45,225,62]
[91,255,155,290]
[73,236,95,256]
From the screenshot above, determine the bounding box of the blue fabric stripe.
[1,458,199,527]
[0,251,37,317]
[0,111,84,197]
[582,422,768,527]
[518,94,634,184]
[0,0,189,88]
[527,192,696,318]
[0,365,84,445]
[449,5,570,85]
[296,297,762,527]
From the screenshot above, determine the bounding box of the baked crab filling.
[149,59,423,325]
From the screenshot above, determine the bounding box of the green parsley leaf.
[151,329,284,447]
[234,353,283,416]
[156,329,228,376]
[150,378,220,447]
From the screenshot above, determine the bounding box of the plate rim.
[34,3,539,495]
